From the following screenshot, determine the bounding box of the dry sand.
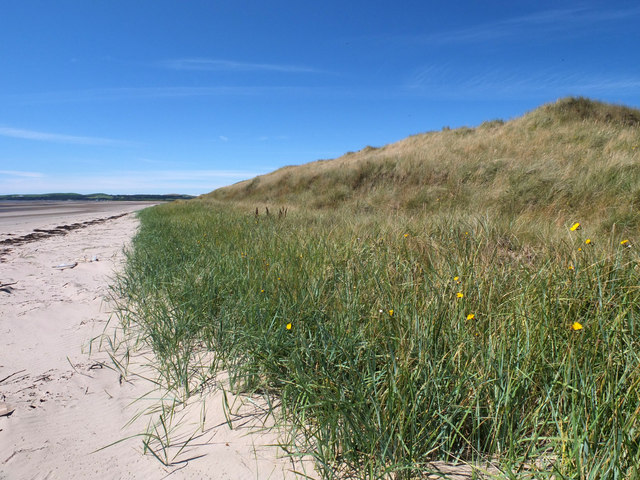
[0,203,310,479]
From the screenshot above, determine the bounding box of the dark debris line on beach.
[0,213,129,263]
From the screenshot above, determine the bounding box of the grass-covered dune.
[117,98,640,478]
[211,97,640,241]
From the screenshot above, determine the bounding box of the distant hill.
[0,193,195,201]
[207,97,640,235]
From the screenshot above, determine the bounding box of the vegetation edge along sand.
[114,97,640,479]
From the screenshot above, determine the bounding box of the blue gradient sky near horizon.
[2,1,639,195]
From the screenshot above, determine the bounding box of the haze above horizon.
[2,1,639,195]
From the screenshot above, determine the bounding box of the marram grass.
[115,199,640,479]
[210,97,640,240]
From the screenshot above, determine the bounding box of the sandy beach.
[0,203,308,479]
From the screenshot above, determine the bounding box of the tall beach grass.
[115,199,640,479]
[113,98,640,478]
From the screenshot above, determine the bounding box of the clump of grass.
[115,198,640,478]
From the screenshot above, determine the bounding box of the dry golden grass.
[209,97,640,240]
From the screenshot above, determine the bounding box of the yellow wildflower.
[621,239,630,246]
[286,323,292,330]
[456,292,464,298]
[571,322,583,331]
[403,233,409,238]
[454,276,460,282]
[585,239,591,244]
[466,313,475,320]
[570,222,580,231]
[389,309,394,317]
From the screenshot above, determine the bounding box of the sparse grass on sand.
[114,98,640,479]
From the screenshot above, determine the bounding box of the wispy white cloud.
[404,65,640,100]
[412,6,640,45]
[258,135,289,141]
[0,170,44,178]
[4,85,323,104]
[0,126,131,146]
[150,169,259,180]
[160,58,325,74]
[0,169,264,196]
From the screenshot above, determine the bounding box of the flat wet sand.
[0,201,157,239]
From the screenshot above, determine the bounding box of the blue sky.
[1,1,639,195]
